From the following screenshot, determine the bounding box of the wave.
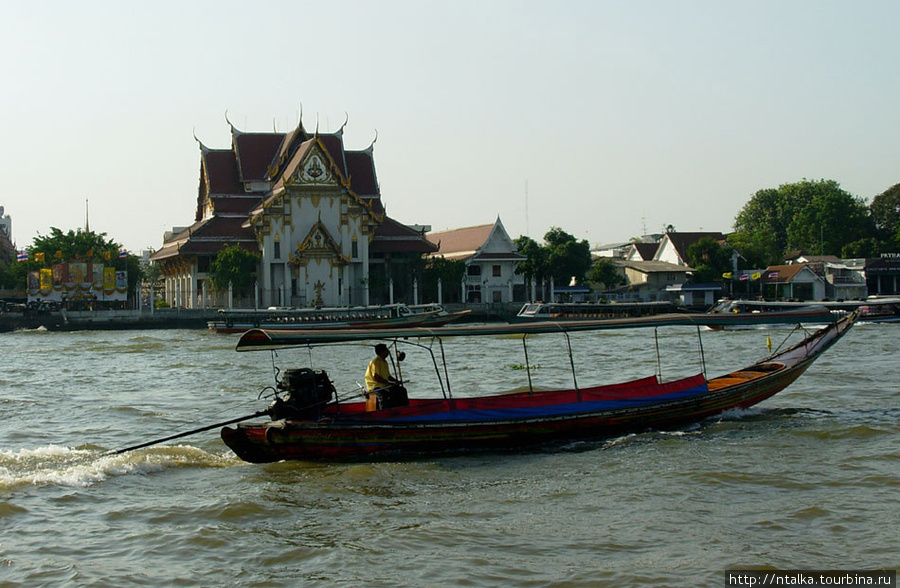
[0,444,241,492]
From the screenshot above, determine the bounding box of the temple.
[150,114,436,308]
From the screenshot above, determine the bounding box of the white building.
[427,218,526,303]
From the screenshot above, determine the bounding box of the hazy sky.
[2,1,898,253]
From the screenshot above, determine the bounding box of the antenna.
[525,180,530,237]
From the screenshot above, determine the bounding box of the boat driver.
[365,343,400,411]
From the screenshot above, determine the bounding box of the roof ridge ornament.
[366,129,378,152]
[225,110,242,138]
[192,127,209,153]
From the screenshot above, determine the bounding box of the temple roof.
[371,216,439,254]
[233,131,284,182]
[150,216,257,262]
[158,114,398,263]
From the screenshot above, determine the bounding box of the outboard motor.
[268,368,335,420]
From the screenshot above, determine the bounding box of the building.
[625,242,660,262]
[0,206,14,263]
[865,254,900,296]
[823,259,867,300]
[762,264,826,301]
[427,218,525,303]
[611,259,692,302]
[150,115,436,309]
[653,231,727,267]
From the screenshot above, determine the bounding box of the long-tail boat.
[207,303,466,334]
[221,312,856,462]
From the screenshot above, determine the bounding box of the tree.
[209,245,259,291]
[734,179,871,257]
[32,227,119,261]
[726,232,780,269]
[543,227,592,285]
[514,235,548,286]
[870,182,900,248]
[587,258,623,292]
[12,227,143,295]
[687,236,733,283]
[786,183,871,255]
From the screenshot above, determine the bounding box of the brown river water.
[1,323,897,586]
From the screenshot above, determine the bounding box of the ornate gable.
[284,140,350,189]
[290,217,349,266]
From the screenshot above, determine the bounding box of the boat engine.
[268,368,335,420]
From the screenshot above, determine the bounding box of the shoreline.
[0,303,521,332]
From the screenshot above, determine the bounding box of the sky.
[1,0,898,253]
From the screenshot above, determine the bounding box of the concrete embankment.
[0,309,217,332]
[0,303,521,332]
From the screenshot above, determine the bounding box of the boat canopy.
[234,308,834,351]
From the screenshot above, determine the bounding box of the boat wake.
[0,444,240,492]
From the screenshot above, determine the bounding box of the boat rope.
[437,337,452,399]
[654,327,662,381]
[563,331,579,395]
[522,334,534,394]
[269,350,281,384]
[696,325,707,378]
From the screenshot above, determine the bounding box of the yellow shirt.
[365,355,390,391]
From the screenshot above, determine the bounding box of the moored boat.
[406,303,472,326]
[220,311,856,462]
[707,297,900,327]
[206,303,463,334]
[511,301,679,322]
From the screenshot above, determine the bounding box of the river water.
[1,323,897,586]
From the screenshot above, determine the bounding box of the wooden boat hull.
[221,365,806,462]
[221,314,854,462]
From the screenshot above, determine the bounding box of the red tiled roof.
[234,132,284,182]
[763,264,811,282]
[151,217,256,261]
[209,195,263,215]
[318,134,348,177]
[427,224,493,255]
[345,150,379,197]
[203,150,244,195]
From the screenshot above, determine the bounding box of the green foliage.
[4,227,142,293]
[209,245,260,291]
[513,235,548,283]
[869,183,900,248]
[726,232,781,269]
[687,236,734,283]
[543,227,592,285]
[515,229,592,294]
[32,227,120,261]
[587,258,624,291]
[734,179,872,257]
[841,237,881,258]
